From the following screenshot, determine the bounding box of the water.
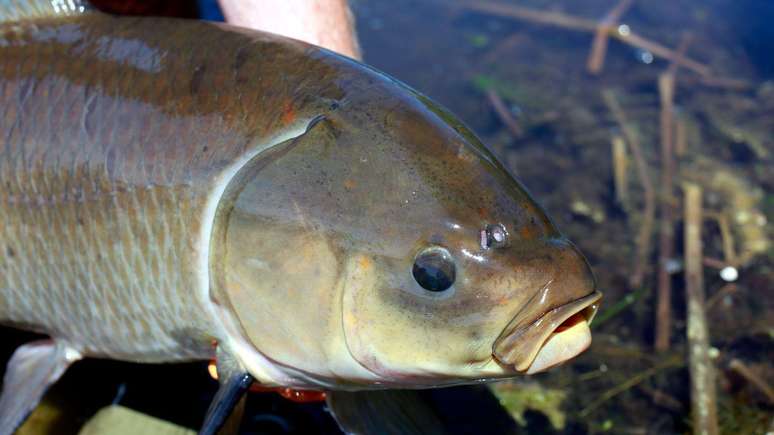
[351,0,772,433]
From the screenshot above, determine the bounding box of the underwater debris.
[489,381,568,430]
[602,90,655,289]
[463,1,712,76]
[683,161,770,267]
[578,354,684,418]
[728,359,774,405]
[586,0,634,74]
[655,34,695,352]
[611,135,629,206]
[655,71,678,353]
[570,199,606,224]
[486,89,523,138]
[683,182,719,435]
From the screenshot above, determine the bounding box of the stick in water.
[683,182,719,435]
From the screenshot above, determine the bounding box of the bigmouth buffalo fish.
[0,0,601,433]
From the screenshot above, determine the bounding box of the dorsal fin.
[0,0,93,23]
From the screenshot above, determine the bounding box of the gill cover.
[212,78,596,387]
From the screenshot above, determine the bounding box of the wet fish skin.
[0,3,602,434]
[0,13,339,360]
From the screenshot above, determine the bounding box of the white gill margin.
[194,119,312,386]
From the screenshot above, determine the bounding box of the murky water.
[352,1,772,433]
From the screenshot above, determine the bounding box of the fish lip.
[492,290,602,372]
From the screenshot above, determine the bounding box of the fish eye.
[412,247,456,292]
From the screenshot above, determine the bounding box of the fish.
[0,0,602,433]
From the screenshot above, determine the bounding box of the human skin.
[217,0,361,59]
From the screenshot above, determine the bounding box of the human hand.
[218,0,361,60]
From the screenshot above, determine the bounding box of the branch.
[464,2,715,78]
[683,182,719,435]
[486,89,523,138]
[728,359,774,405]
[578,354,683,417]
[587,0,635,74]
[655,34,691,351]
[602,90,655,289]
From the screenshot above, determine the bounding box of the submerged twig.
[701,257,725,269]
[578,354,683,417]
[602,90,655,289]
[638,384,685,412]
[593,285,646,327]
[705,283,738,311]
[589,339,664,364]
[683,182,719,435]
[611,135,629,206]
[463,2,596,32]
[716,214,738,266]
[464,1,712,76]
[704,211,739,266]
[486,89,523,138]
[655,71,676,352]
[587,0,634,74]
[674,112,687,157]
[728,359,774,405]
[655,34,691,352]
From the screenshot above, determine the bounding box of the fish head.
[212,72,600,388]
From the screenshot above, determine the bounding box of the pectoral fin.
[198,348,253,435]
[0,340,81,435]
[326,390,446,435]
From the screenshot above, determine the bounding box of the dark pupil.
[412,251,455,292]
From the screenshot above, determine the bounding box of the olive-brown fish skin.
[0,7,605,435]
[0,11,598,382]
[0,13,346,361]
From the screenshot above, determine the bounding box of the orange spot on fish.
[358,257,372,269]
[249,385,327,403]
[207,360,326,403]
[520,225,537,239]
[343,179,356,190]
[281,100,296,124]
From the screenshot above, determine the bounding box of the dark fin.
[0,340,81,435]
[326,390,447,435]
[0,0,93,22]
[215,393,246,435]
[198,348,253,435]
[422,385,520,435]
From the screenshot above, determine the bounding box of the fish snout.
[492,290,601,374]
[493,239,601,374]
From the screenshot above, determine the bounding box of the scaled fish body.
[0,1,601,433]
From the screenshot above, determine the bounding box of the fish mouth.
[493,290,602,374]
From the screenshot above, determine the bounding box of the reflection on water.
[354,0,772,433]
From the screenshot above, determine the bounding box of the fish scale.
[2,176,203,359]
[0,18,259,361]
[0,7,338,366]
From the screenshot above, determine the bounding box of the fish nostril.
[480,223,509,249]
